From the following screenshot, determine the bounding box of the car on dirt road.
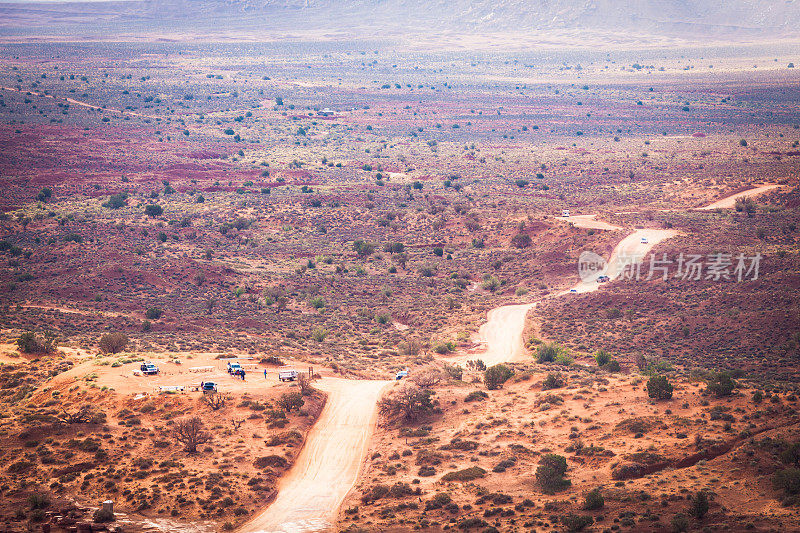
[227,361,243,375]
[200,381,218,393]
[640,236,649,244]
[395,369,409,380]
[279,367,299,382]
[140,362,159,375]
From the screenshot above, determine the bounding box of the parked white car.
[279,368,299,382]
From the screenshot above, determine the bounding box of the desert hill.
[1,0,799,40]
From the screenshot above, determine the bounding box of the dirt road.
[696,184,780,210]
[566,228,678,294]
[243,378,389,533]
[241,184,778,532]
[561,213,622,230]
[446,303,537,368]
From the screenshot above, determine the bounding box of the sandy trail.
[561,214,622,231]
[698,184,780,210]
[243,378,389,533]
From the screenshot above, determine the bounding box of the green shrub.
[706,371,736,397]
[441,466,486,482]
[594,350,612,367]
[542,372,566,390]
[647,375,674,400]
[583,488,604,510]
[464,390,488,402]
[16,331,57,354]
[689,490,709,519]
[99,332,129,354]
[484,364,514,390]
[561,513,593,532]
[536,454,570,493]
[144,204,163,217]
[145,307,163,320]
[774,468,800,496]
[536,342,565,363]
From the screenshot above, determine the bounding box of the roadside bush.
[536,342,565,363]
[536,454,570,493]
[99,332,129,354]
[378,383,435,422]
[583,488,604,510]
[277,392,304,412]
[484,364,514,390]
[647,375,674,400]
[145,307,163,320]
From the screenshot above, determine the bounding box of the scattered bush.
[17,331,58,354]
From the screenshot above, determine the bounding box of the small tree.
[378,383,435,423]
[278,392,304,412]
[410,366,444,389]
[99,332,128,354]
[647,375,674,400]
[542,372,566,390]
[202,392,227,411]
[705,371,736,397]
[145,307,163,320]
[173,417,210,453]
[594,350,612,367]
[583,488,604,510]
[484,364,514,390]
[689,490,709,519]
[297,373,314,396]
[17,331,57,354]
[145,204,163,217]
[536,454,570,493]
[536,342,564,363]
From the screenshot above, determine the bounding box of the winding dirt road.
[244,378,388,533]
[696,184,780,210]
[241,183,779,533]
[566,228,679,294]
[562,213,622,230]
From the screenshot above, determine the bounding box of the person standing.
[264,368,267,379]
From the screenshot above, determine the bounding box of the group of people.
[232,369,246,380]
